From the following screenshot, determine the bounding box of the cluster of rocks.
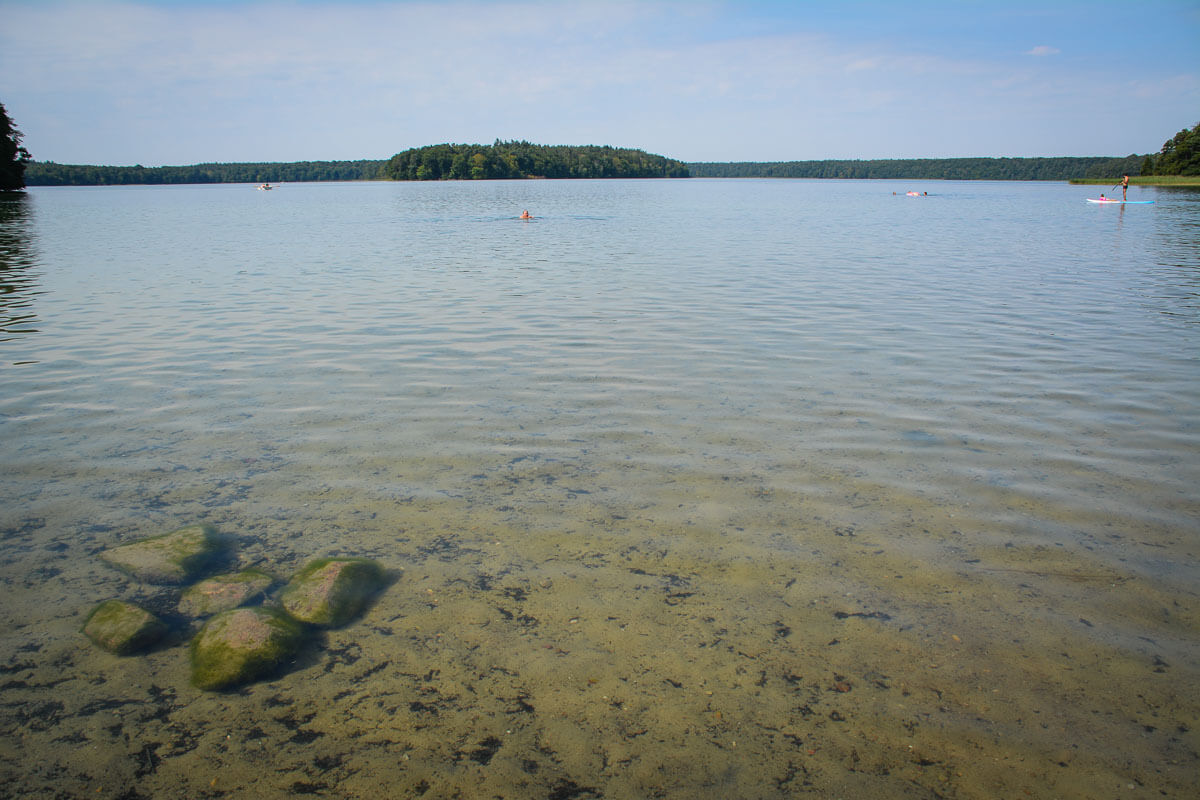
[82,524,387,690]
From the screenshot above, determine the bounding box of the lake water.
[1,179,1197,798]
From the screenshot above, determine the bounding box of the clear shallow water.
[1,179,1198,798]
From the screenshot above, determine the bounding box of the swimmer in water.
[520,210,532,219]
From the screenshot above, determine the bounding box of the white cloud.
[1,1,1195,162]
[1026,45,1061,56]
[847,57,885,72]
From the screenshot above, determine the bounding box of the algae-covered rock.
[83,599,168,655]
[178,569,274,618]
[99,524,225,585]
[279,558,385,627]
[190,607,304,691]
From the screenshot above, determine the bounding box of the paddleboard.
[1086,198,1154,204]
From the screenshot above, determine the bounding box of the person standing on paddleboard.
[1122,174,1129,201]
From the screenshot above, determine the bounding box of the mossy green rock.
[83,599,167,655]
[279,558,385,627]
[100,524,225,585]
[178,569,274,618]
[190,607,304,691]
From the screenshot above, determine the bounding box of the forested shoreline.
[13,121,1200,187]
[25,159,386,186]
[687,155,1147,181]
[19,152,1164,186]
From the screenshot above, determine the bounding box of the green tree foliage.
[383,141,690,181]
[1081,155,1146,180]
[1143,122,1200,176]
[689,156,1149,181]
[1,102,33,192]
[24,159,388,186]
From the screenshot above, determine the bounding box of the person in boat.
[520,210,532,219]
[1121,175,1129,201]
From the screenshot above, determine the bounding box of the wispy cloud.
[1,1,1196,163]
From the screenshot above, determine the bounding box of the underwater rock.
[178,569,274,618]
[279,557,385,628]
[190,606,304,691]
[100,523,226,585]
[83,599,168,655]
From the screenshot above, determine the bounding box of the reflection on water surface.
[0,194,39,347]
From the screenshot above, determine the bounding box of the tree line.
[15,150,1184,186]
[1,102,32,192]
[1140,122,1199,176]
[25,159,387,186]
[383,140,691,180]
[23,141,691,185]
[22,153,1153,185]
[8,100,1195,188]
[687,155,1147,181]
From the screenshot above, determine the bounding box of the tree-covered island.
[383,141,690,180]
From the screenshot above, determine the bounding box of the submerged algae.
[190,606,305,691]
[178,569,275,618]
[279,557,385,628]
[99,524,227,585]
[82,599,167,655]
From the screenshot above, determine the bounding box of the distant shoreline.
[688,155,1146,181]
[23,155,1195,187]
[24,159,387,187]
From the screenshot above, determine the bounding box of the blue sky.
[2,0,1197,165]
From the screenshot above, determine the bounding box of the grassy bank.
[1069,175,1200,186]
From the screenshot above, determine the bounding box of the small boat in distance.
[257,183,273,191]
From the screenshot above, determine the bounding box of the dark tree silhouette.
[1,102,33,192]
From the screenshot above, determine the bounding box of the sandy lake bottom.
[1,180,1198,798]
[2,431,1196,800]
